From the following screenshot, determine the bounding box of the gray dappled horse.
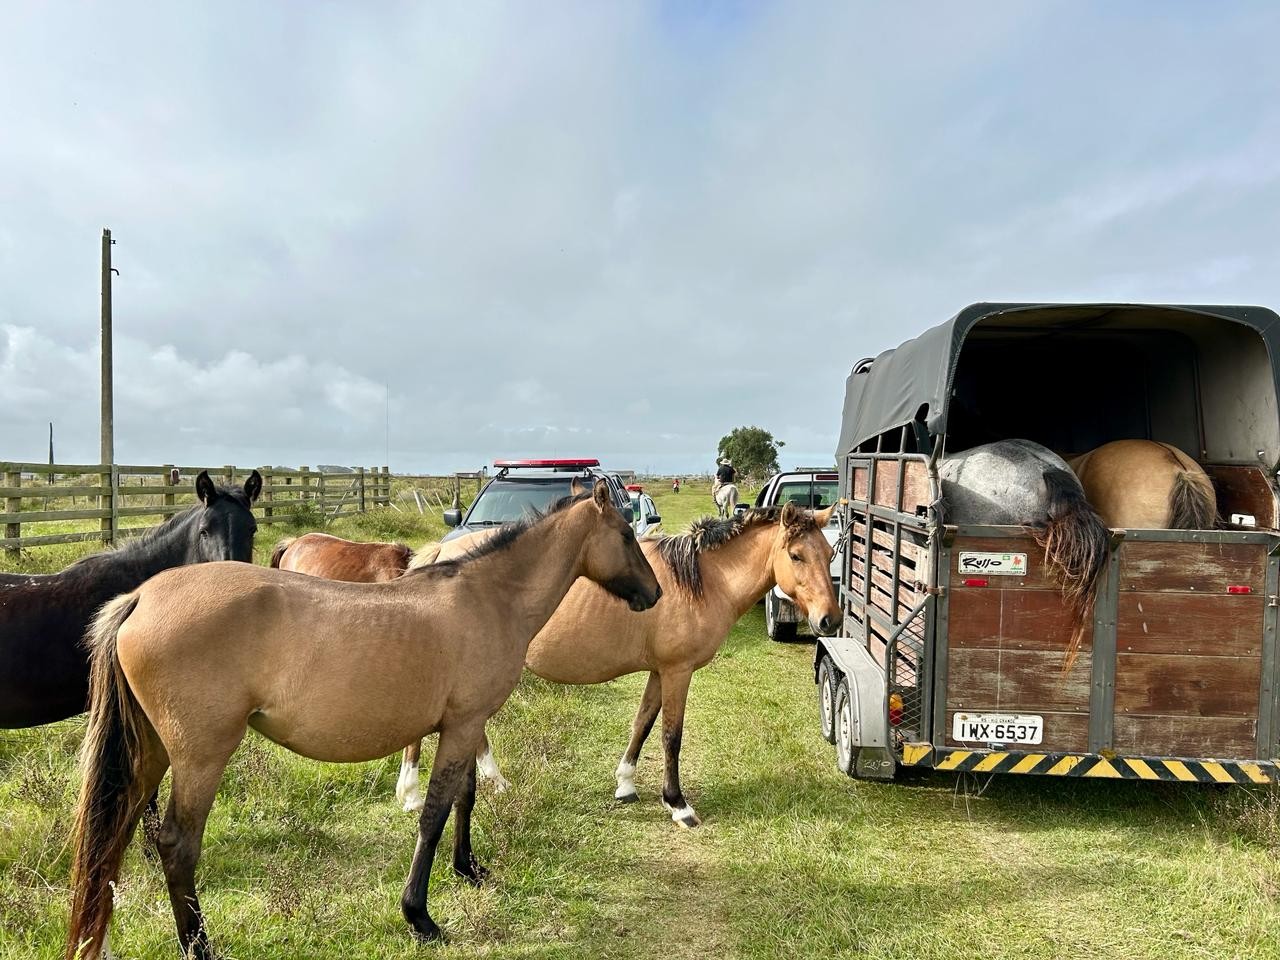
[713,482,739,518]
[939,439,1108,663]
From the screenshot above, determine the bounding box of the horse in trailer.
[401,501,841,828]
[1069,439,1217,529]
[270,532,412,582]
[939,439,1108,664]
[0,470,261,729]
[65,484,660,958]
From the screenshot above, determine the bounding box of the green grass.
[4,482,1280,958]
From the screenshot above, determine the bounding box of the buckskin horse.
[0,470,261,729]
[1068,439,1217,529]
[65,484,660,958]
[401,501,841,828]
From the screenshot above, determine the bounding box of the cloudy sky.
[3,2,1279,474]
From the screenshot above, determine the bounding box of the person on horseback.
[713,458,736,498]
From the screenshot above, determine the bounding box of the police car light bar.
[493,458,601,469]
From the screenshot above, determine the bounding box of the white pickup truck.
[750,468,842,641]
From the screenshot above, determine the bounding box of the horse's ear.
[592,480,610,511]
[570,477,587,498]
[195,470,218,505]
[814,503,836,526]
[780,501,802,527]
[244,470,263,503]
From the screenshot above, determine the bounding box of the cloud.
[3,3,1280,472]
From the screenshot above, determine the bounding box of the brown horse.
[1069,439,1217,529]
[401,502,840,827]
[270,531,412,582]
[65,484,660,958]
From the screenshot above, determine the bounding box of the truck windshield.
[776,480,839,516]
[465,477,595,525]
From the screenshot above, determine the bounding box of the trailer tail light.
[888,692,904,726]
[1228,585,1253,595]
[962,578,989,588]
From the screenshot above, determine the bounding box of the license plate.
[951,712,1043,745]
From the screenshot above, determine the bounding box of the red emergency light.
[493,458,600,469]
[625,484,643,492]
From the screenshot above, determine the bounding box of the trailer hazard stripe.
[899,745,1279,784]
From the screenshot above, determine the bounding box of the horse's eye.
[789,553,803,563]
[199,529,209,539]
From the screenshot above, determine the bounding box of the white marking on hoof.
[397,757,424,813]
[614,760,637,801]
[477,746,511,793]
[663,801,701,828]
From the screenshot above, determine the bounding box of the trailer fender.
[814,636,889,751]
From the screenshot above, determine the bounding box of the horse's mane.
[428,493,589,575]
[65,483,252,570]
[653,506,817,599]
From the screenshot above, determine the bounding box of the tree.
[716,426,784,482]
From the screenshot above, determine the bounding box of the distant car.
[442,459,634,542]
[626,484,662,537]
[753,468,842,641]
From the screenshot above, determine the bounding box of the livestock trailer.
[816,302,1280,784]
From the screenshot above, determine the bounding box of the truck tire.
[766,593,798,642]
[817,655,837,744]
[834,679,857,777]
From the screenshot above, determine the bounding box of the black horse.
[0,470,261,728]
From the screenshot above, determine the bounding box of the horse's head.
[771,502,840,636]
[192,470,262,563]
[578,482,662,612]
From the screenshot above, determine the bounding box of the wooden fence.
[0,461,391,556]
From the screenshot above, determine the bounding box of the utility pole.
[100,228,115,468]
[48,422,54,484]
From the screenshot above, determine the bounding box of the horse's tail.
[1031,468,1110,672]
[67,594,155,960]
[1169,469,1217,529]
[407,542,442,571]
[268,537,296,569]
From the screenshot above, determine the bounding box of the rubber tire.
[817,655,837,744]
[834,679,857,777]
[766,593,799,643]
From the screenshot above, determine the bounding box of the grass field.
[3,480,1280,959]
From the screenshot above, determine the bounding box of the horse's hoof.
[402,794,425,814]
[615,790,639,804]
[664,802,701,828]
[489,775,511,794]
[409,918,446,943]
[454,857,490,886]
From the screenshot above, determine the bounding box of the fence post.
[300,467,311,503]
[317,470,327,511]
[224,464,235,489]
[357,467,366,513]
[99,464,116,545]
[163,464,175,515]
[262,467,274,521]
[5,469,20,559]
[382,466,390,505]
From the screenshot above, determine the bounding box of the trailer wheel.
[766,593,798,642]
[817,655,837,744]
[834,679,856,776]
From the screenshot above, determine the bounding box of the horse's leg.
[451,756,487,884]
[401,723,481,942]
[658,669,700,828]
[397,739,424,812]
[156,740,240,960]
[475,731,510,793]
[615,671,662,803]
